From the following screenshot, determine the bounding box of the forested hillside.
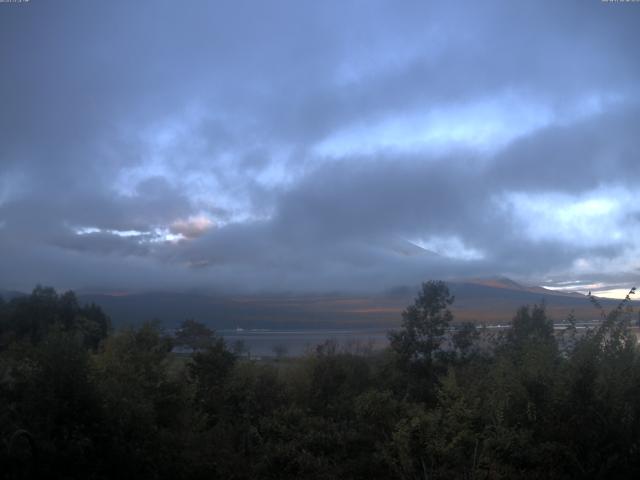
[1,282,640,479]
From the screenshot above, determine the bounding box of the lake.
[218,328,390,357]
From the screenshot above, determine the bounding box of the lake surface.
[213,320,627,358]
[218,328,390,357]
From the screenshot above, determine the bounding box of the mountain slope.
[75,278,631,329]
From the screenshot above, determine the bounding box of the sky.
[1,0,639,297]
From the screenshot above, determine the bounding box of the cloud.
[1,0,639,293]
[170,216,214,239]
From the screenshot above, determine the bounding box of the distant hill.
[78,291,398,330]
[459,276,585,298]
[0,289,27,302]
[73,278,633,329]
[446,277,621,323]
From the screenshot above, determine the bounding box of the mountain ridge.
[3,279,633,329]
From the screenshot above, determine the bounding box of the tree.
[389,281,454,363]
[0,287,110,350]
[388,281,454,400]
[92,321,180,478]
[506,304,555,350]
[452,322,479,360]
[0,327,103,478]
[232,339,249,358]
[189,336,237,421]
[272,343,288,360]
[175,319,215,351]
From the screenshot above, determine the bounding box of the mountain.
[465,276,527,291]
[74,278,630,329]
[460,276,585,298]
[0,289,27,302]
[383,237,440,257]
[78,291,396,330]
[445,278,605,323]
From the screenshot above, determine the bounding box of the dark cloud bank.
[1,0,639,296]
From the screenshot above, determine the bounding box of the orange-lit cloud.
[170,216,213,239]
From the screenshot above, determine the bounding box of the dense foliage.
[1,282,640,479]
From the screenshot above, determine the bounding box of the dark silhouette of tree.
[272,343,288,360]
[3,282,640,479]
[189,335,237,422]
[388,280,454,400]
[506,303,555,349]
[389,281,454,361]
[0,286,110,350]
[175,318,215,350]
[452,321,479,359]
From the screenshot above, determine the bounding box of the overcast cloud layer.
[1,0,639,295]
